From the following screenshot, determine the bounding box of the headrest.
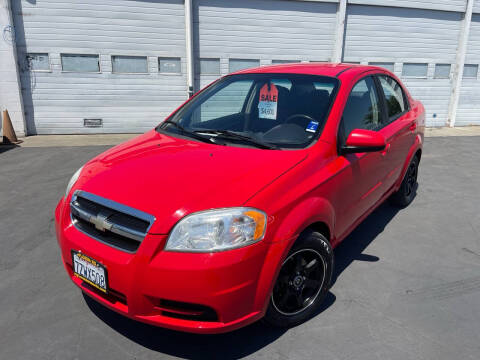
[290,82,316,98]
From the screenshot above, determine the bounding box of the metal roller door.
[344,4,462,127]
[12,0,187,134]
[456,14,480,126]
[193,0,338,90]
[348,0,467,13]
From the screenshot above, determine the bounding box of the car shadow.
[0,144,20,154]
[332,201,404,285]
[83,199,410,359]
[84,291,334,359]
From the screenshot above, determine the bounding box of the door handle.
[409,122,417,132]
[381,143,391,156]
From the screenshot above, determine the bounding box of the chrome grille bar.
[70,190,155,252]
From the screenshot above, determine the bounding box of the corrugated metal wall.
[344,5,462,126]
[193,0,338,89]
[349,0,467,13]
[13,0,187,134]
[0,0,25,136]
[457,14,480,125]
[474,0,480,14]
[9,0,480,133]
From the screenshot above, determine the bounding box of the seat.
[286,83,330,129]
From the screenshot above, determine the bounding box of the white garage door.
[456,14,480,126]
[344,5,462,127]
[13,0,187,134]
[193,0,338,90]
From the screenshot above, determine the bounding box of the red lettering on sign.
[259,83,278,103]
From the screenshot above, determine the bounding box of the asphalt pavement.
[0,135,479,360]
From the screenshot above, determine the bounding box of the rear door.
[375,75,416,191]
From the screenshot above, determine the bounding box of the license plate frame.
[71,250,108,294]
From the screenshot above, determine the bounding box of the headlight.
[165,208,267,252]
[65,166,83,198]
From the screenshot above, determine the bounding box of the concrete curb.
[15,134,138,147]
[425,126,480,137]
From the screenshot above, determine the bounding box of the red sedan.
[55,63,424,333]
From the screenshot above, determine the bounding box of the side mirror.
[341,129,386,155]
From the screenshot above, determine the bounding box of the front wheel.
[389,155,419,207]
[264,230,334,328]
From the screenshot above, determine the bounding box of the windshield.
[157,73,339,149]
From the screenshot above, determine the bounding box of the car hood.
[74,130,307,234]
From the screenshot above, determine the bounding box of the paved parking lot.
[1,135,479,360]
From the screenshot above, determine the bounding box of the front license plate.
[71,250,108,293]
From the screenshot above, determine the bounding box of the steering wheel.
[284,113,315,126]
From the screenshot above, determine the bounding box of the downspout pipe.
[184,0,194,98]
[447,0,474,127]
[332,0,347,63]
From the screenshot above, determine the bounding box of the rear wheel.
[389,155,419,207]
[264,230,333,328]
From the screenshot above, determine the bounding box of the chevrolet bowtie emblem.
[91,211,113,232]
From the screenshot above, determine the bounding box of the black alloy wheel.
[264,230,333,328]
[389,155,420,207]
[272,249,326,315]
[404,161,418,197]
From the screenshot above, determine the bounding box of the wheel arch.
[396,135,423,190]
[268,196,335,245]
[302,221,331,243]
[254,197,335,314]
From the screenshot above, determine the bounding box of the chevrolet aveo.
[55,63,424,333]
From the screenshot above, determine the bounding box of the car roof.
[231,62,384,79]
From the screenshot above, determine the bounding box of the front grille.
[70,190,155,253]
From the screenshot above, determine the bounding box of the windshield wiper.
[159,120,216,144]
[193,129,278,150]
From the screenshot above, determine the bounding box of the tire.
[264,229,334,328]
[389,155,419,207]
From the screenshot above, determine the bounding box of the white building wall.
[473,0,480,13]
[349,0,466,13]
[194,0,337,62]
[401,66,453,127]
[457,14,480,125]
[194,0,338,89]
[12,0,187,134]
[344,5,461,62]
[344,4,462,126]
[5,0,480,133]
[0,0,25,137]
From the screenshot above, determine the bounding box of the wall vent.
[83,118,103,128]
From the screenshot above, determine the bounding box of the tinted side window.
[378,76,406,119]
[341,76,381,140]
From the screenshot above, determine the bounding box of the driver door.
[333,75,388,240]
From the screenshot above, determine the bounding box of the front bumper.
[55,199,271,334]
